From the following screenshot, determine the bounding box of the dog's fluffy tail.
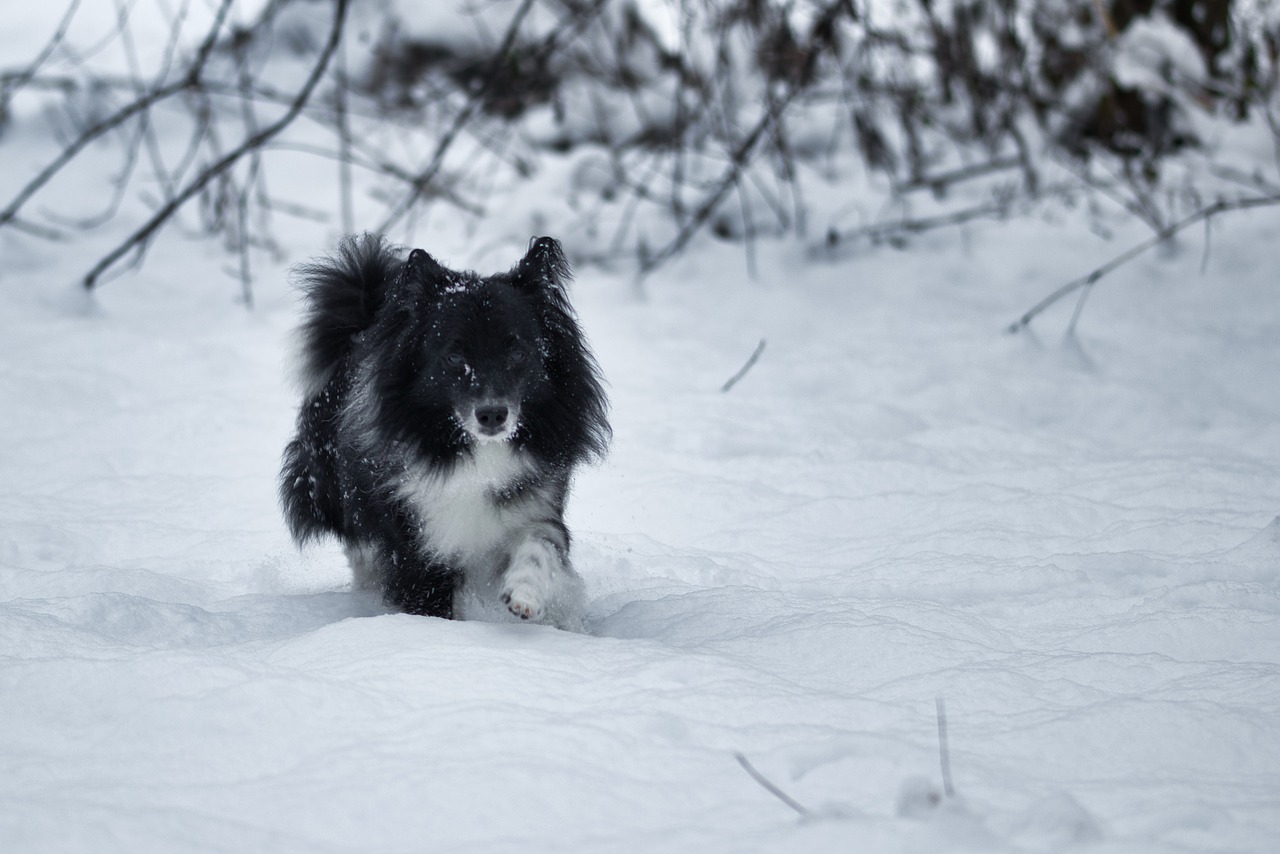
[292,233,401,395]
[280,432,343,544]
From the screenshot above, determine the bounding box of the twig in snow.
[818,199,1012,258]
[893,156,1023,196]
[721,338,766,393]
[935,696,955,798]
[734,752,810,817]
[1007,193,1280,335]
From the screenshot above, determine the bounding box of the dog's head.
[365,236,607,466]
[392,239,573,447]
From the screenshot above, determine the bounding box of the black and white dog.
[280,235,609,629]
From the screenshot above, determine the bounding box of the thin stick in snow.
[936,696,955,798]
[721,339,766,393]
[734,752,810,817]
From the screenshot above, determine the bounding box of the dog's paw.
[500,583,544,622]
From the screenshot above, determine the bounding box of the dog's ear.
[397,247,461,300]
[514,236,571,291]
[404,248,446,283]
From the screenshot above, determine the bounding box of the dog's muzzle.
[463,401,519,442]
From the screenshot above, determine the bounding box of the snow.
[1112,13,1209,92]
[4,5,1280,854]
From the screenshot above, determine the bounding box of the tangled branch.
[81,0,350,289]
[0,0,238,234]
[1007,193,1280,335]
[0,0,1275,298]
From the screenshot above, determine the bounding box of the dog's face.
[427,284,545,445]
[365,237,607,467]
[386,243,563,449]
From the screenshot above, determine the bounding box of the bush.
[1,0,1276,295]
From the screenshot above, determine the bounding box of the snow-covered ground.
[4,199,1278,852]
[3,5,1280,853]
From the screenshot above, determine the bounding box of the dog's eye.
[509,348,527,365]
[445,352,467,370]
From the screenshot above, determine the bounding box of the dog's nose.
[475,405,509,433]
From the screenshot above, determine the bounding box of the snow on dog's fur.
[280,235,609,629]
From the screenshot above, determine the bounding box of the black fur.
[280,235,609,623]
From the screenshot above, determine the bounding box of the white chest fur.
[397,443,530,566]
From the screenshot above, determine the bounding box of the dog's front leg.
[500,521,586,630]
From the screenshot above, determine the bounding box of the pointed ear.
[396,247,454,298]
[405,248,446,281]
[514,236,572,291]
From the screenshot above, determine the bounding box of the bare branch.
[0,0,84,110]
[81,0,350,290]
[818,199,1012,258]
[1008,194,1280,335]
[894,156,1023,196]
[374,0,538,234]
[0,0,236,231]
[734,752,810,817]
[334,31,354,235]
[936,697,955,798]
[721,339,766,393]
[638,96,796,277]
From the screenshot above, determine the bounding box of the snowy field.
[3,4,1280,854]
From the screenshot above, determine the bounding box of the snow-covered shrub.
[0,0,1276,290]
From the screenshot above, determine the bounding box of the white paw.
[498,532,586,629]
[500,582,544,621]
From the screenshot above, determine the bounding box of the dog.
[279,235,609,629]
